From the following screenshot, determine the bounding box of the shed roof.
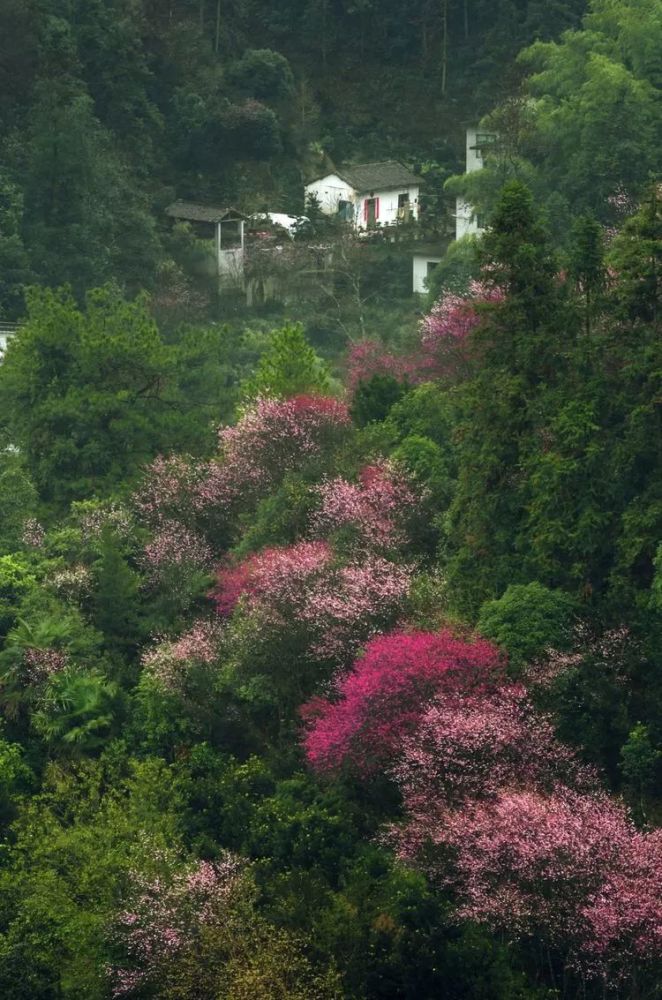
[165,201,247,223]
[309,161,420,192]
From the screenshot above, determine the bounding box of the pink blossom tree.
[210,395,351,512]
[311,461,420,552]
[108,850,340,998]
[141,618,224,693]
[390,785,662,977]
[107,852,245,997]
[419,279,504,380]
[213,541,413,668]
[346,339,425,394]
[135,396,352,576]
[391,685,595,808]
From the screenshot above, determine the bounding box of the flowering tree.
[302,630,503,774]
[391,685,595,809]
[419,279,504,379]
[135,396,351,567]
[391,786,662,976]
[311,461,420,552]
[108,852,244,996]
[213,541,412,665]
[213,395,351,511]
[134,455,204,529]
[108,850,341,999]
[141,619,223,693]
[346,340,424,394]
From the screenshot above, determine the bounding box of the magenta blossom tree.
[302,629,503,774]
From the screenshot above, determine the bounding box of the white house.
[305,161,420,230]
[455,127,497,240]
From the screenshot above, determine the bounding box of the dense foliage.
[0,1,659,997]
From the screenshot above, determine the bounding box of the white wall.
[455,197,483,241]
[305,174,355,216]
[355,184,419,229]
[412,253,442,294]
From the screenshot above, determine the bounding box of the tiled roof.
[310,161,420,192]
[165,201,246,223]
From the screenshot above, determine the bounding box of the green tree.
[0,171,30,316]
[241,323,332,401]
[0,286,216,505]
[21,81,161,295]
[228,48,294,101]
[568,214,605,336]
[446,182,567,610]
[90,527,144,664]
[477,582,576,670]
[0,452,38,554]
[32,667,122,756]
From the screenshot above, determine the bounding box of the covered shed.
[165,201,247,279]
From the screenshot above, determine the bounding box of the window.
[398,192,410,207]
[337,199,353,222]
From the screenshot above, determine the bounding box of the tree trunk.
[214,0,221,53]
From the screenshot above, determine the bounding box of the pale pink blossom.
[312,461,419,551]
[142,619,223,691]
[108,853,244,997]
[213,542,412,663]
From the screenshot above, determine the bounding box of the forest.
[0,0,660,997]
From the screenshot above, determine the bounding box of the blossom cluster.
[23,646,69,683]
[393,786,662,970]
[391,684,595,807]
[108,853,244,997]
[213,541,412,662]
[142,618,223,692]
[302,625,661,977]
[526,624,633,689]
[346,339,426,393]
[312,461,419,551]
[49,564,92,602]
[142,519,213,578]
[21,517,45,548]
[215,395,351,508]
[134,454,205,528]
[134,397,351,579]
[77,501,134,541]
[420,280,504,348]
[419,280,504,379]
